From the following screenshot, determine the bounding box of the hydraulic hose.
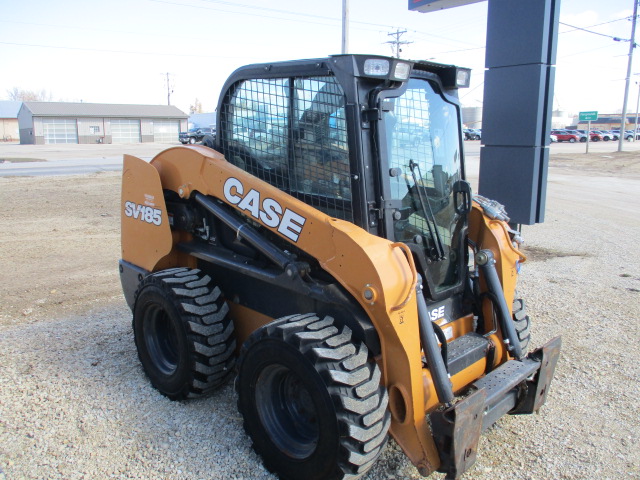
[416,275,454,405]
[476,249,523,360]
[431,321,449,373]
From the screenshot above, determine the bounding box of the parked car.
[611,130,627,141]
[463,128,481,140]
[551,130,581,143]
[550,134,558,142]
[589,131,603,142]
[612,130,635,141]
[576,130,603,142]
[463,128,480,140]
[179,127,214,144]
[593,130,614,141]
[564,130,588,142]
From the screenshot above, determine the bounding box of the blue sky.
[0,0,636,116]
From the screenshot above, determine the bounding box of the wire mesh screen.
[221,76,353,222]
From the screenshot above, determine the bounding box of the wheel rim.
[255,364,320,459]
[143,303,179,375]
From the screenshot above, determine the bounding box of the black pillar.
[478,0,560,224]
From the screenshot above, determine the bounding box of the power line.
[385,29,412,58]
[149,0,395,31]
[559,20,634,42]
[560,15,632,34]
[198,0,394,29]
[0,40,258,59]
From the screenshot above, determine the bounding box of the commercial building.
[572,113,640,131]
[0,101,21,142]
[17,102,188,145]
[188,112,216,129]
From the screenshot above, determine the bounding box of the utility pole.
[618,0,638,152]
[165,72,174,106]
[385,29,412,58]
[341,0,349,54]
[635,75,640,134]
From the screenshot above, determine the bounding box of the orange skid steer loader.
[120,55,560,480]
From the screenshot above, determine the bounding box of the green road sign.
[579,111,598,121]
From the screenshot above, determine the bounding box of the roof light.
[456,68,471,88]
[393,62,411,80]
[363,59,390,76]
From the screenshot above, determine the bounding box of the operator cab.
[215,54,472,302]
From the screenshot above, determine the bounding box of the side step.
[445,332,491,377]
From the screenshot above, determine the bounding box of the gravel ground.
[1,150,639,480]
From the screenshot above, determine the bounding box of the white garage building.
[18,102,188,145]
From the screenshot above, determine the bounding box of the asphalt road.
[1,140,640,176]
[0,143,172,177]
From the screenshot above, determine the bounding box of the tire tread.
[133,268,235,400]
[237,314,390,479]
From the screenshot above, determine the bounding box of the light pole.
[635,77,640,137]
[618,0,639,151]
[341,0,349,54]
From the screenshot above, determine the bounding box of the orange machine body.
[121,146,530,475]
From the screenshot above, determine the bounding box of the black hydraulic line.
[476,249,523,360]
[416,275,454,405]
[431,321,449,373]
[194,192,293,272]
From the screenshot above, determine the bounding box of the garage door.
[153,120,180,143]
[111,119,140,144]
[42,118,78,144]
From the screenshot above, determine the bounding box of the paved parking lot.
[2,138,640,163]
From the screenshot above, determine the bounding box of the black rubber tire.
[236,314,390,480]
[202,134,215,149]
[189,137,197,144]
[133,268,236,400]
[569,137,576,143]
[512,298,531,352]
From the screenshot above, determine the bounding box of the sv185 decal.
[124,201,162,226]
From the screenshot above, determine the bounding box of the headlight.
[393,62,411,80]
[455,68,471,88]
[363,59,390,76]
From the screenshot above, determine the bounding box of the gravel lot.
[1,145,639,480]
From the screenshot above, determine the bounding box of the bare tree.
[189,98,203,114]
[6,88,54,102]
